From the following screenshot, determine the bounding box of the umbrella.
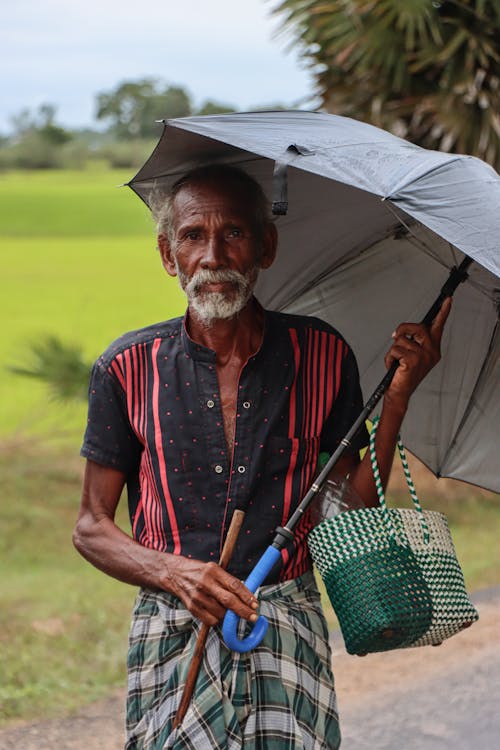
[129,110,500,494]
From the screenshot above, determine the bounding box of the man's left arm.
[338,298,452,507]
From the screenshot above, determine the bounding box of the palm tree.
[272,0,500,169]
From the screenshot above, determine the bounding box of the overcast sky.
[1,0,317,134]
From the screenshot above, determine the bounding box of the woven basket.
[308,416,479,655]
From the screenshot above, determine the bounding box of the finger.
[387,337,425,368]
[429,296,452,341]
[197,566,259,619]
[183,580,258,626]
[218,572,259,614]
[190,594,228,626]
[391,323,429,346]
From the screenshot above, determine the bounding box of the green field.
[1,168,499,727]
[0,169,186,437]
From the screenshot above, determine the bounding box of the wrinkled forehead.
[172,177,260,223]
[174,174,254,202]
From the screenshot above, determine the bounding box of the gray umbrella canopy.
[129,111,500,492]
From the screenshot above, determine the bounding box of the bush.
[94,139,158,169]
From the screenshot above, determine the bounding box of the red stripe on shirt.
[109,356,126,391]
[310,329,319,439]
[283,328,302,525]
[151,338,180,554]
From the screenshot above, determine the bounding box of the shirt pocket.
[264,435,320,483]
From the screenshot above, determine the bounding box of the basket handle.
[370,416,430,544]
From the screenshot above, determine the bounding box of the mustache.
[184,268,252,294]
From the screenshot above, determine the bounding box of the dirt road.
[1,588,498,750]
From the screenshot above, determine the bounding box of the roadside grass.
[0,441,135,724]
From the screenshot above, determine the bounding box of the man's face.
[160,180,275,324]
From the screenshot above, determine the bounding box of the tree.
[9,103,72,145]
[4,103,73,168]
[36,104,73,145]
[196,100,236,115]
[95,79,193,139]
[272,0,500,169]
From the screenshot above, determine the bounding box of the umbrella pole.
[222,256,473,652]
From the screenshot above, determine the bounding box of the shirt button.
[237,465,246,474]
[207,399,215,408]
[242,401,251,409]
[214,464,223,474]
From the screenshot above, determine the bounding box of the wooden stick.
[172,509,246,729]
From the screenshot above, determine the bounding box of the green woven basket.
[308,416,479,656]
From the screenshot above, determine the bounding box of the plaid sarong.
[126,571,340,749]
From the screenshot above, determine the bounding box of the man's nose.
[200,234,227,269]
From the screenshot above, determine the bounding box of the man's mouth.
[199,280,236,293]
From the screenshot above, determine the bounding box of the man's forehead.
[172,179,256,220]
[174,175,249,200]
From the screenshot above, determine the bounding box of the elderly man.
[74,164,450,749]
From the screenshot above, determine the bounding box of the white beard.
[177,267,259,325]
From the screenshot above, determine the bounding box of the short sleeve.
[80,359,142,473]
[320,343,369,456]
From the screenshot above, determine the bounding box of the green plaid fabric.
[126,571,340,749]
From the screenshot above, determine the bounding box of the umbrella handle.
[222,545,281,652]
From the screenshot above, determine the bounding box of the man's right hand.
[75,460,260,628]
[161,556,259,627]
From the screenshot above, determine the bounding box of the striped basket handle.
[370,415,430,545]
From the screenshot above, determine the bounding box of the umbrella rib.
[129,156,266,190]
[403,239,498,303]
[385,204,497,303]
[384,202,451,263]
[273,220,408,312]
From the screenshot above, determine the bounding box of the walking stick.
[222,256,473,653]
[173,508,246,729]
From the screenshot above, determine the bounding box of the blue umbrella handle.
[222,545,282,652]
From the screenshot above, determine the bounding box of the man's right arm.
[73,459,259,627]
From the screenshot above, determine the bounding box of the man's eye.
[227,228,243,238]
[184,231,200,241]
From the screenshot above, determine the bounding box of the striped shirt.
[81,306,368,583]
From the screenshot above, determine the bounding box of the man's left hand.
[384,297,452,409]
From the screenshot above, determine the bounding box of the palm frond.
[9,336,92,402]
[270,0,500,170]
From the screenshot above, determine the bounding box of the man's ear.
[259,222,278,270]
[158,234,177,277]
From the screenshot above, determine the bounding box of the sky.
[0,0,318,134]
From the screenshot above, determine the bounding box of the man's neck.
[186,298,264,366]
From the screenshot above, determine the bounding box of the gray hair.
[150,164,272,245]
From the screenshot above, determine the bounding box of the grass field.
[0,169,186,437]
[1,168,499,727]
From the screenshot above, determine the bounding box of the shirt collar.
[180,299,269,363]
[181,312,217,362]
